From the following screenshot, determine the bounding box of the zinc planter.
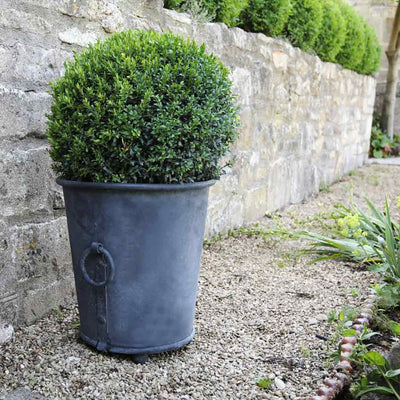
[58,179,214,363]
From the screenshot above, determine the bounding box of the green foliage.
[164,0,185,8]
[370,123,399,159]
[239,0,291,37]
[257,378,273,389]
[358,21,382,75]
[46,30,239,184]
[216,0,249,27]
[336,1,366,71]
[314,0,346,62]
[165,0,247,26]
[165,0,379,76]
[352,351,400,399]
[285,0,323,50]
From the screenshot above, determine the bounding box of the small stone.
[275,377,286,390]
[67,356,81,364]
[316,314,327,321]
[0,322,14,345]
[308,318,318,325]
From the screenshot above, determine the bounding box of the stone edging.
[308,293,376,400]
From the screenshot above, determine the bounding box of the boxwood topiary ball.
[46,29,239,184]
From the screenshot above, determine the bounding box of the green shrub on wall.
[336,1,366,71]
[239,0,291,38]
[165,0,247,27]
[216,0,249,27]
[164,0,185,8]
[285,0,323,50]
[314,0,346,62]
[164,0,381,76]
[358,21,381,75]
[46,30,239,184]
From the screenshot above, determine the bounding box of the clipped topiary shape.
[164,0,247,27]
[358,21,381,75]
[285,0,323,51]
[239,0,291,38]
[336,1,366,72]
[163,0,185,9]
[314,0,346,63]
[215,0,249,27]
[46,30,239,184]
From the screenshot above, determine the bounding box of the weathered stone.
[0,387,50,400]
[1,217,74,326]
[0,141,59,218]
[0,86,51,139]
[0,8,52,33]
[58,27,99,46]
[0,322,14,345]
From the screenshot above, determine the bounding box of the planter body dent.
[58,179,214,356]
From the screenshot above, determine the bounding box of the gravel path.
[1,164,399,400]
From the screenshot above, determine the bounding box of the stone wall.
[0,0,376,326]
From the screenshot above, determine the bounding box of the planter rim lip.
[56,178,216,191]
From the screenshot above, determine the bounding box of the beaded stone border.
[307,293,376,400]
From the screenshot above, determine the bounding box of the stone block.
[9,217,74,325]
[58,27,99,46]
[0,141,61,218]
[244,187,267,222]
[21,276,75,325]
[0,8,52,34]
[0,86,51,139]
[6,43,72,90]
[193,22,225,56]
[162,10,192,38]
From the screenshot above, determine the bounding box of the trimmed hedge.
[216,0,249,27]
[358,21,382,75]
[164,0,381,76]
[46,30,239,184]
[335,1,367,71]
[285,0,323,51]
[165,0,247,27]
[239,0,291,38]
[314,0,346,62]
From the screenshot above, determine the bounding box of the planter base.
[79,327,196,361]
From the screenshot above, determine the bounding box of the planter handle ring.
[80,242,115,287]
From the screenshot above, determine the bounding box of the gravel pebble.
[0,323,14,346]
[0,164,399,399]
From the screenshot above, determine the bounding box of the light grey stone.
[0,322,14,345]
[0,388,50,400]
[274,378,286,390]
[58,27,98,46]
[308,318,319,326]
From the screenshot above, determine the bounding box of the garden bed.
[1,164,399,400]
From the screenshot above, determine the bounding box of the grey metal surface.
[58,179,214,357]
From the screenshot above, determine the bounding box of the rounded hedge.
[358,21,381,75]
[335,1,366,71]
[239,0,291,38]
[164,0,247,27]
[46,30,239,184]
[314,0,346,62]
[164,0,184,9]
[285,0,323,50]
[164,0,381,76]
[215,0,248,27]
